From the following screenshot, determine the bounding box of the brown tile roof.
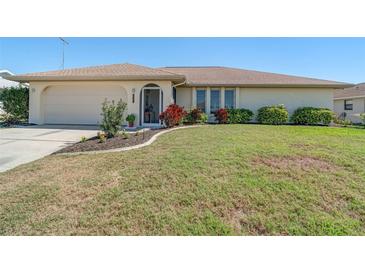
[5,63,352,88]
[334,83,365,99]
[6,63,185,82]
[161,66,352,88]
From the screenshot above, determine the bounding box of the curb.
[57,125,204,156]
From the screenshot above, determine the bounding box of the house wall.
[239,87,334,117]
[175,87,192,110]
[334,98,365,123]
[176,86,334,119]
[29,80,174,125]
[29,82,336,125]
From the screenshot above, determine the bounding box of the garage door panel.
[43,85,127,124]
[45,96,113,105]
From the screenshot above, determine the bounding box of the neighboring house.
[0,70,19,114]
[5,63,352,126]
[334,83,365,123]
[0,70,19,90]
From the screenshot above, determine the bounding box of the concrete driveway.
[0,125,99,172]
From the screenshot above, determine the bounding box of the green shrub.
[97,132,107,143]
[335,118,352,127]
[200,113,208,123]
[257,104,288,125]
[100,99,127,137]
[360,113,365,127]
[118,130,129,139]
[0,86,29,124]
[318,109,334,125]
[227,108,253,124]
[291,107,334,125]
[80,136,87,142]
[184,108,207,124]
[0,112,19,126]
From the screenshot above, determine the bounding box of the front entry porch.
[140,85,163,127]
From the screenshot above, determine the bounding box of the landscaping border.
[57,125,204,156]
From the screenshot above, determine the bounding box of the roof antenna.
[59,38,69,69]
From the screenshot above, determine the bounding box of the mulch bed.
[55,129,164,154]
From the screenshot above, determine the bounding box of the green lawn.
[1,124,365,235]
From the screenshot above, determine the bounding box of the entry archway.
[139,83,163,126]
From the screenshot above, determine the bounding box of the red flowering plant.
[159,104,187,128]
[215,108,228,124]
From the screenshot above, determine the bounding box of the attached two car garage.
[42,85,127,124]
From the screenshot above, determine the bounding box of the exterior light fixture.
[132,88,135,103]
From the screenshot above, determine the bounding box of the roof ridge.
[16,62,130,76]
[162,66,224,68]
[15,63,185,77]
[218,66,351,85]
[20,62,181,76]
[156,67,186,77]
[163,66,352,85]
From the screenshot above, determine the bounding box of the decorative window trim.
[344,99,353,111]
[224,88,235,109]
[196,89,206,113]
[210,89,220,114]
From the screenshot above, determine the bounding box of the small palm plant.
[126,114,136,127]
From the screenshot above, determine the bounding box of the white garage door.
[43,85,127,124]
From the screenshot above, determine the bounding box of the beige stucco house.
[334,83,365,123]
[6,63,352,126]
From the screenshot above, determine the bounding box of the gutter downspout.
[172,81,186,88]
[171,81,186,105]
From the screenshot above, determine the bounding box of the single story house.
[334,83,365,123]
[5,63,352,126]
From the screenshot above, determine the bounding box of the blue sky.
[0,38,364,83]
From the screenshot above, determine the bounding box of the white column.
[220,87,225,109]
[206,87,211,115]
[192,87,197,109]
[171,86,175,105]
[235,87,240,109]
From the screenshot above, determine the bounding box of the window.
[210,89,220,113]
[196,89,206,112]
[225,89,235,109]
[344,99,353,110]
[173,87,177,104]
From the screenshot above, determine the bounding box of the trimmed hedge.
[291,107,334,125]
[227,108,253,124]
[0,86,29,123]
[257,105,288,125]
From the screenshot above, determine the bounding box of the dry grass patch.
[252,155,338,173]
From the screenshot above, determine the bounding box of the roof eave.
[185,82,354,88]
[334,95,365,100]
[4,75,185,83]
